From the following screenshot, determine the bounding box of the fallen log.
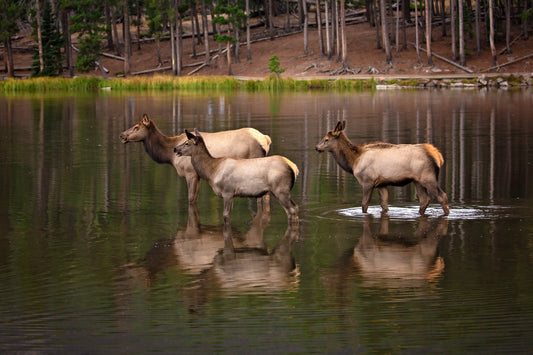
[132,66,172,75]
[188,55,219,75]
[409,42,474,73]
[481,53,533,72]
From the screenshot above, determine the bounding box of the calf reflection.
[352,215,447,282]
[120,203,299,296]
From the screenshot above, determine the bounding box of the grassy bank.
[0,75,377,93]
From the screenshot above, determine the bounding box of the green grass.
[0,75,379,93]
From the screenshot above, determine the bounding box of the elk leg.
[186,175,201,204]
[222,195,234,225]
[361,185,374,213]
[414,182,430,215]
[377,187,389,213]
[425,182,450,215]
[273,191,299,224]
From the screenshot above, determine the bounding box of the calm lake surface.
[1,89,532,353]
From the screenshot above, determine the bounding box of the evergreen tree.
[32,0,64,77]
[70,0,105,72]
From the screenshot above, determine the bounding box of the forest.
[0,0,531,78]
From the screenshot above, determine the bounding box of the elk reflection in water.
[323,215,448,293]
[119,203,299,298]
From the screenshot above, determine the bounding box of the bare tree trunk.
[104,0,114,51]
[395,0,400,55]
[340,0,348,66]
[414,0,421,63]
[124,1,131,75]
[4,38,15,78]
[335,0,341,56]
[505,0,511,54]
[451,0,457,61]
[425,0,433,65]
[61,10,74,76]
[316,0,324,55]
[303,0,309,55]
[488,0,497,66]
[380,0,392,63]
[136,0,141,50]
[286,0,290,30]
[112,8,121,56]
[375,0,382,49]
[176,7,183,76]
[331,0,337,56]
[202,2,210,64]
[171,22,176,74]
[246,0,251,60]
[226,41,233,75]
[36,0,44,72]
[475,0,481,55]
[524,0,529,39]
[459,0,465,66]
[325,0,331,58]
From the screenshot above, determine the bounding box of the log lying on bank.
[481,53,533,73]
[409,42,474,74]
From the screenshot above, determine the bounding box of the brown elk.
[174,129,299,225]
[315,120,449,215]
[120,114,271,203]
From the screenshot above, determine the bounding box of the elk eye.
[324,138,329,142]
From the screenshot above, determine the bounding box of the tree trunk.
[170,22,176,74]
[176,8,183,76]
[4,38,15,78]
[451,0,457,61]
[316,0,324,55]
[62,10,74,77]
[202,2,211,64]
[286,0,291,30]
[136,0,141,50]
[340,0,348,66]
[226,41,233,75]
[112,9,121,56]
[124,1,131,76]
[104,1,114,51]
[303,0,309,55]
[36,0,44,73]
[475,0,481,55]
[191,3,197,58]
[414,0,421,63]
[459,0,465,66]
[488,0,497,66]
[246,0,252,60]
[380,0,392,63]
[425,0,433,66]
[325,0,331,58]
[505,0,511,54]
[524,0,529,40]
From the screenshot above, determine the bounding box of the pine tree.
[32,0,64,77]
[70,0,105,72]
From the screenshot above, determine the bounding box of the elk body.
[120,114,271,203]
[315,120,449,215]
[174,129,299,225]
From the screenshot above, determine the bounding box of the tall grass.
[0,75,378,93]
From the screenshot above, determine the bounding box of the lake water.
[1,89,532,353]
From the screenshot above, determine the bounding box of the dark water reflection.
[1,90,532,352]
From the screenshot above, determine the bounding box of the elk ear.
[142,114,150,127]
[334,120,345,133]
[185,129,195,140]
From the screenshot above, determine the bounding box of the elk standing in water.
[174,129,299,225]
[120,114,271,203]
[315,120,449,215]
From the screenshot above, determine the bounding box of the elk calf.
[315,120,449,215]
[120,114,271,203]
[174,129,299,225]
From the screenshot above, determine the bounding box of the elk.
[174,129,299,225]
[315,120,449,215]
[120,114,271,203]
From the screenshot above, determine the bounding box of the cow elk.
[315,120,449,215]
[120,114,271,203]
[174,129,299,225]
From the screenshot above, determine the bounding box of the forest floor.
[5,15,533,80]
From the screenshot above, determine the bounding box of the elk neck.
[330,133,361,175]
[143,122,181,165]
[189,138,222,181]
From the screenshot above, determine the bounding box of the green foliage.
[0,0,25,42]
[268,55,285,76]
[212,2,247,44]
[31,0,64,77]
[70,0,105,72]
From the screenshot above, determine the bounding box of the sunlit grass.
[0,75,378,93]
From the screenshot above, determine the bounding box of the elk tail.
[424,144,444,167]
[248,128,272,156]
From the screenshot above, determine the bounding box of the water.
[1,89,532,353]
